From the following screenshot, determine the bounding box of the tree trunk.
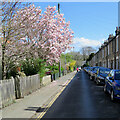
[2,30,6,80]
[2,45,5,80]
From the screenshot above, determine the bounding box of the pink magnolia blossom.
[3,4,74,65]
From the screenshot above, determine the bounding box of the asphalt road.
[42,70,120,118]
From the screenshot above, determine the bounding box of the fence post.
[14,76,21,99]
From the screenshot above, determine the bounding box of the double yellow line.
[36,76,74,120]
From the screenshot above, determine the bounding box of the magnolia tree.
[13,4,74,64]
[1,1,21,79]
[0,1,30,79]
[1,3,74,79]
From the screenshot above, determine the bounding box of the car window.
[111,71,114,77]
[115,71,120,80]
[95,68,98,72]
[99,69,110,74]
[92,68,95,71]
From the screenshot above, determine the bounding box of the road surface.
[42,70,120,118]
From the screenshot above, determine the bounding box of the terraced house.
[89,27,120,69]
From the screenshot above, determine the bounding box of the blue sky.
[33,2,118,52]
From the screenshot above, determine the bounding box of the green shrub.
[37,59,46,81]
[21,58,46,77]
[61,67,64,72]
[46,64,59,74]
[6,62,18,79]
[21,59,37,76]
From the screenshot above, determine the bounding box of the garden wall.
[42,75,51,86]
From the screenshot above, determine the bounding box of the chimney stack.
[115,27,119,35]
[108,34,114,41]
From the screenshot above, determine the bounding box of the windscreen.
[99,69,110,77]
[115,71,120,80]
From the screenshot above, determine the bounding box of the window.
[116,35,119,52]
[108,45,109,55]
[108,59,110,68]
[118,55,120,69]
[102,49,104,58]
[112,41,114,52]
[106,47,107,56]
[111,71,114,77]
[99,69,110,75]
[113,60,114,69]
[116,59,119,69]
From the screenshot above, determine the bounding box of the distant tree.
[86,53,94,62]
[69,51,83,66]
[60,53,73,70]
[81,46,96,61]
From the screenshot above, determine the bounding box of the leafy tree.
[69,60,76,71]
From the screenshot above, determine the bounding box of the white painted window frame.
[116,35,119,52]
[108,45,109,55]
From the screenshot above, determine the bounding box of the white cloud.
[72,37,104,48]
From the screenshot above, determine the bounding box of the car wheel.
[96,78,99,85]
[111,90,115,101]
[104,84,107,93]
[94,77,96,83]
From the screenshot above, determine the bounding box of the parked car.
[46,71,53,75]
[78,67,81,71]
[84,67,90,73]
[95,67,111,85]
[104,69,120,101]
[87,67,93,76]
[89,66,99,80]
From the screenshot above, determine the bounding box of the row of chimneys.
[99,27,120,49]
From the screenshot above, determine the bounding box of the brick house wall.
[115,27,120,69]
[107,34,115,69]
[88,27,120,69]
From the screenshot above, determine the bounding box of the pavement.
[1,71,76,119]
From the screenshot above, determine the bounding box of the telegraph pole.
[58,3,61,77]
[58,3,60,14]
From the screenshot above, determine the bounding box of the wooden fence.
[0,74,51,108]
[0,77,15,108]
[0,65,2,80]
[0,71,68,108]
[16,74,41,98]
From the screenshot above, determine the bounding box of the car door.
[95,68,99,80]
[107,71,114,93]
[105,75,110,91]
